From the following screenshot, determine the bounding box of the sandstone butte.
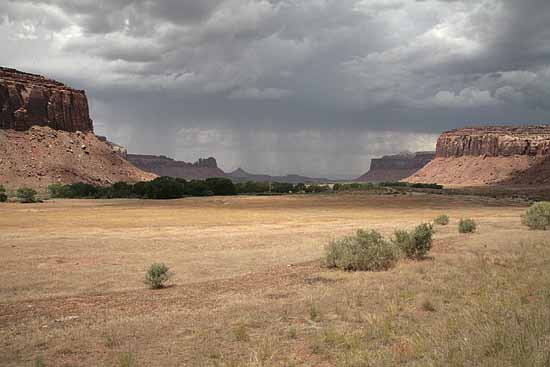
[0,67,93,132]
[407,125,550,186]
[0,66,156,190]
[355,151,435,182]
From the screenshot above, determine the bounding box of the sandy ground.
[0,192,541,366]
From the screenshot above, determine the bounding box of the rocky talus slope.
[0,127,156,190]
[0,67,155,190]
[407,125,550,186]
[127,155,226,180]
[356,152,434,182]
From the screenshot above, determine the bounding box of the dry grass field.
[1,192,549,366]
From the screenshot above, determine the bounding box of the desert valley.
[2,2,550,365]
[1,64,550,367]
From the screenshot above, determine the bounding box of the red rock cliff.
[0,67,93,132]
[436,126,550,158]
[408,125,550,186]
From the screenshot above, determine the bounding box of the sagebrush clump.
[16,187,38,203]
[522,202,550,230]
[434,214,450,225]
[392,223,434,259]
[0,185,7,203]
[323,229,400,271]
[459,219,477,233]
[145,263,173,289]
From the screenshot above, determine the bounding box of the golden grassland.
[1,192,549,366]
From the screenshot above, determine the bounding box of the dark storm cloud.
[1,0,550,177]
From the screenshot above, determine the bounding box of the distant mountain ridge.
[227,167,330,183]
[126,154,225,180]
[127,154,331,183]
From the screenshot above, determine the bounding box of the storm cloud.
[1,0,549,177]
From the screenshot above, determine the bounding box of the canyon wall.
[0,67,93,132]
[408,125,550,186]
[436,126,550,158]
[356,152,435,182]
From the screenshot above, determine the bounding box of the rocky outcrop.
[436,126,550,157]
[97,136,128,159]
[0,67,93,132]
[127,154,226,180]
[356,152,435,182]
[408,125,550,186]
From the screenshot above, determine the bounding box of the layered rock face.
[408,125,550,186]
[356,152,435,182]
[436,126,550,158]
[0,67,93,132]
[127,154,226,180]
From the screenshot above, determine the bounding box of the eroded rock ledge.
[436,126,550,158]
[0,67,93,132]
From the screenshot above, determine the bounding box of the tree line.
[48,177,335,199]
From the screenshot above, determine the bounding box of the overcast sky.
[1,0,549,177]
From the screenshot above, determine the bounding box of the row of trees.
[3,180,444,202]
[48,177,335,200]
[0,185,39,203]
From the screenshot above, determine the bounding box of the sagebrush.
[522,202,550,230]
[393,223,434,259]
[323,229,400,271]
[434,214,449,225]
[144,263,173,289]
[16,187,38,203]
[459,218,477,233]
[0,185,7,203]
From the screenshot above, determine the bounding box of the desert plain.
[1,192,550,366]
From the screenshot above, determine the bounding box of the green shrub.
[434,214,450,225]
[459,219,477,233]
[410,182,443,189]
[144,263,173,289]
[270,182,295,194]
[48,184,69,198]
[117,352,135,367]
[305,184,331,193]
[235,181,270,194]
[204,177,237,196]
[147,177,186,199]
[392,223,433,259]
[323,229,400,271]
[0,185,7,202]
[522,202,550,230]
[16,187,38,203]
